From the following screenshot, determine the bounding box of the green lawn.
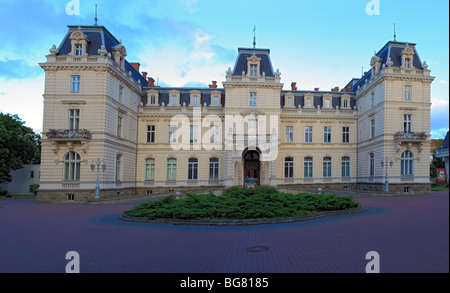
[0,194,36,200]
[124,186,361,220]
[431,184,449,191]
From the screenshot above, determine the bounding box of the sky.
[0,0,448,139]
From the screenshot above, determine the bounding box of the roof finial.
[94,4,98,26]
[253,25,256,49]
[393,23,396,41]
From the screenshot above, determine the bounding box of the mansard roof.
[56,25,147,85]
[442,131,449,150]
[232,48,275,77]
[351,41,424,91]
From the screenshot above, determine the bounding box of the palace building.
[37,24,435,203]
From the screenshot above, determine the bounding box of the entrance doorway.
[243,149,260,186]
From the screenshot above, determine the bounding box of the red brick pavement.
[0,191,448,274]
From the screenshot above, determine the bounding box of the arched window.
[64,152,81,181]
[145,158,155,181]
[323,157,332,178]
[304,157,313,179]
[188,158,198,180]
[209,158,219,180]
[167,158,177,181]
[401,151,414,176]
[284,157,294,179]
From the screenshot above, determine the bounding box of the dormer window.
[284,92,295,108]
[210,90,222,107]
[75,44,83,56]
[341,94,351,109]
[190,90,201,107]
[400,44,415,70]
[146,89,159,106]
[405,58,411,69]
[192,96,199,105]
[322,94,332,109]
[169,90,180,106]
[250,64,258,77]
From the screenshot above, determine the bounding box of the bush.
[124,187,361,220]
[29,184,40,195]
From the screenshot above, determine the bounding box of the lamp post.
[380,156,393,192]
[91,159,106,199]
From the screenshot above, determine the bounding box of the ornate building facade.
[37,25,434,203]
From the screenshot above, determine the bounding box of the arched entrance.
[243,148,261,186]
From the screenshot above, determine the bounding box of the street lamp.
[91,159,106,199]
[380,156,393,192]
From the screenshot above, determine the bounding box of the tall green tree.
[0,113,40,182]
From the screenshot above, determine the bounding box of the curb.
[118,206,369,226]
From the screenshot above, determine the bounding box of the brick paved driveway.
[0,191,448,273]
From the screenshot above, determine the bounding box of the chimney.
[314,87,319,91]
[291,82,297,91]
[130,62,140,72]
[142,72,148,79]
[347,85,352,92]
[209,81,217,88]
[148,77,155,87]
[331,86,339,92]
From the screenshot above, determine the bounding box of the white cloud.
[0,75,44,134]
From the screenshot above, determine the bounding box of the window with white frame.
[401,151,414,176]
[342,157,350,177]
[210,125,220,144]
[167,158,177,181]
[192,96,199,106]
[75,44,82,56]
[213,96,219,106]
[286,126,293,143]
[249,92,257,106]
[304,157,313,179]
[168,126,177,143]
[323,157,332,178]
[146,125,155,143]
[117,116,123,138]
[71,76,80,92]
[115,154,122,181]
[305,126,312,143]
[247,119,257,139]
[190,125,199,143]
[284,157,294,179]
[188,158,198,180]
[68,109,80,131]
[145,158,155,181]
[250,64,258,77]
[404,114,412,133]
[369,153,375,177]
[209,158,219,180]
[63,152,81,181]
[342,127,349,143]
[405,85,412,100]
[324,127,331,143]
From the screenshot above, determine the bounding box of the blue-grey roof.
[232,48,275,77]
[144,88,226,107]
[351,41,424,91]
[56,25,147,85]
[280,91,356,109]
[442,131,449,150]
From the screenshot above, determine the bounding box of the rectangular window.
[404,114,412,133]
[284,157,294,179]
[370,154,375,177]
[324,127,331,143]
[324,99,330,108]
[167,158,177,181]
[209,158,219,180]
[190,125,198,143]
[250,64,258,77]
[172,96,178,105]
[30,171,34,178]
[323,157,332,178]
[405,58,411,69]
[286,98,292,107]
[213,96,219,106]
[371,92,375,107]
[115,155,121,181]
[343,99,348,108]
[304,157,313,179]
[249,92,257,106]
[286,126,293,143]
[75,44,82,56]
[146,125,155,143]
[68,109,80,131]
[192,96,199,105]
[306,98,312,107]
[119,85,123,102]
[247,119,257,139]
[145,158,155,181]
[150,96,156,104]
[188,158,198,180]
[168,126,177,143]
[71,76,80,92]
[405,85,412,100]
[305,126,313,143]
[342,157,350,177]
[117,116,123,138]
[342,127,349,143]
[210,125,220,144]
[371,119,375,138]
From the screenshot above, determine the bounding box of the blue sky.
[0,0,448,138]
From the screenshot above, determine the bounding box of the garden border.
[118,206,368,226]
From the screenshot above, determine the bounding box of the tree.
[0,113,40,182]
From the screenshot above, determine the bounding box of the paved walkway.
[0,191,448,273]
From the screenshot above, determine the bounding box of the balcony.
[394,131,427,153]
[46,129,92,140]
